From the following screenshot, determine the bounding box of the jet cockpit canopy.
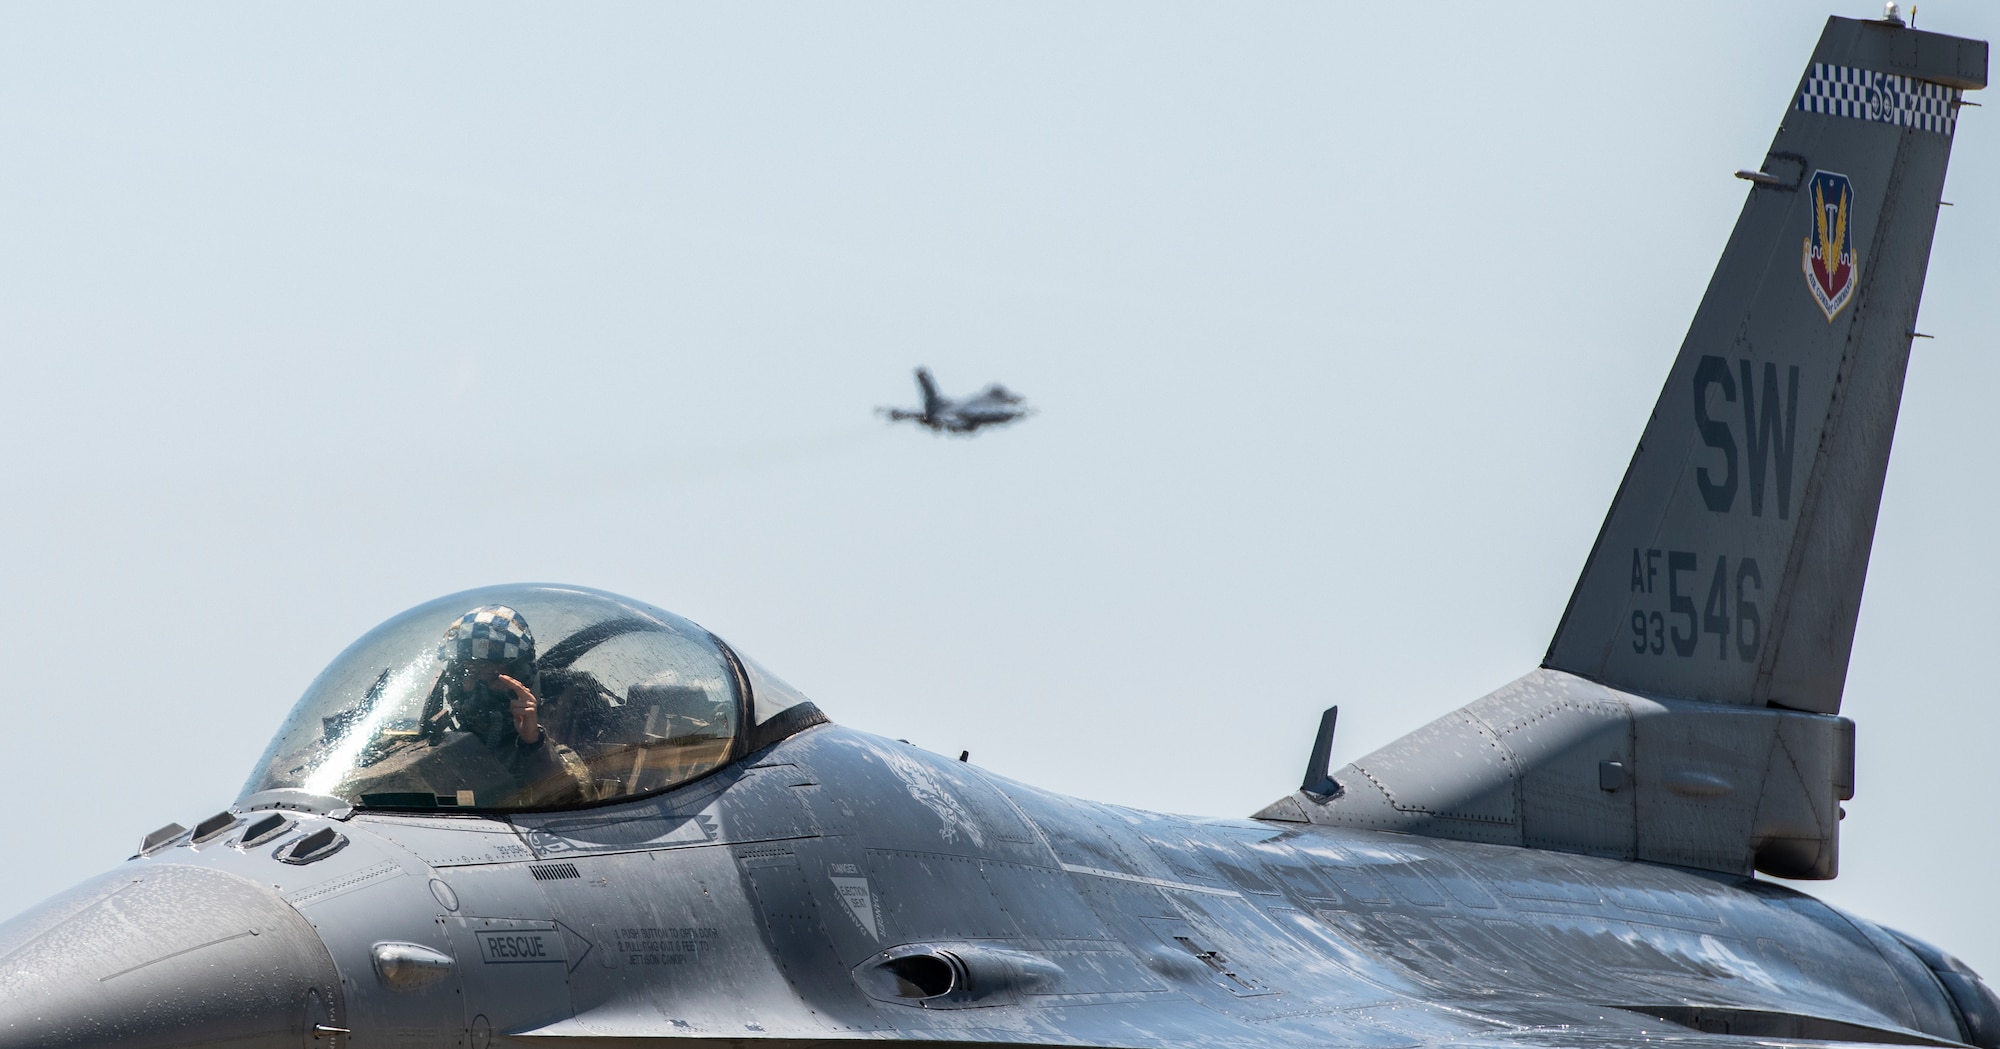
[240,585,820,813]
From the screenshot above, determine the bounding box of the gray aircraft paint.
[1543,17,1986,714]
[0,14,1993,1049]
[1257,14,1986,883]
[1,723,1989,1049]
[879,367,1033,434]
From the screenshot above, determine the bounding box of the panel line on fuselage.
[1058,862,1245,898]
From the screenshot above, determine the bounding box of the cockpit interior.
[241,585,820,813]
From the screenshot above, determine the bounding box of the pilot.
[435,605,596,807]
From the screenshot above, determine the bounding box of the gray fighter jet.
[1,14,1993,1049]
[878,367,1030,434]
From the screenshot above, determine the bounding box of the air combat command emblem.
[1803,170,1859,321]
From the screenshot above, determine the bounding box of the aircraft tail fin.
[1256,16,1984,881]
[915,367,943,418]
[1543,16,1985,715]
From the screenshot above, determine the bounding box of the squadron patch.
[1802,170,1858,322]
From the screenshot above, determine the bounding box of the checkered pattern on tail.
[1797,63,1961,135]
[440,605,536,663]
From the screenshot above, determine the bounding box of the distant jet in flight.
[878,367,1031,434]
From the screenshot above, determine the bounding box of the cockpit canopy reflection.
[241,585,812,812]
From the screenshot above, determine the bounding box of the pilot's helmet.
[439,604,536,673]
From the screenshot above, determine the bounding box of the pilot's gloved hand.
[497,674,545,745]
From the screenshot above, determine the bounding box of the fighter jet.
[1,13,1992,1049]
[878,366,1031,434]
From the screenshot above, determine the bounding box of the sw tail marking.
[1694,355,1802,519]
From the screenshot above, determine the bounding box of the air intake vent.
[137,822,186,856]
[239,813,292,847]
[191,811,238,844]
[278,827,347,866]
[529,863,581,881]
[852,943,1064,1009]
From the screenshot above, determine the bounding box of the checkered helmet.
[439,604,536,666]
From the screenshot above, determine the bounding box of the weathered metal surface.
[0,14,1991,1049]
[0,863,344,1049]
[1544,17,1987,714]
[4,722,1977,1049]
[1272,668,1855,878]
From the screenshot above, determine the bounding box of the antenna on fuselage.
[1300,706,1340,797]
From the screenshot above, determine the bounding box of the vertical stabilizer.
[1544,16,1985,714]
[915,367,944,418]
[1258,18,1984,880]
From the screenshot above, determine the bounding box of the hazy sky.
[3,1,1997,977]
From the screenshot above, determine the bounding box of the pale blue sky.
[3,1,1996,975]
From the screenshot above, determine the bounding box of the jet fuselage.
[0,722,1965,1049]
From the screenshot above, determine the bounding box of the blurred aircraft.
[878,366,1031,434]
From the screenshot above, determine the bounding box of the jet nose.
[0,863,343,1049]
